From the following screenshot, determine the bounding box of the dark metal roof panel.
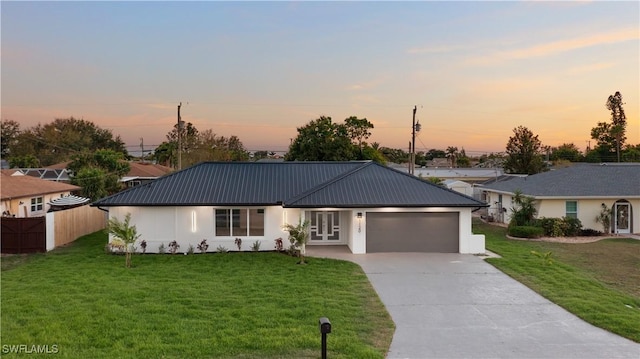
[285,162,487,208]
[93,162,365,206]
[482,164,640,197]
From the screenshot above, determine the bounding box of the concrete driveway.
[307,248,640,359]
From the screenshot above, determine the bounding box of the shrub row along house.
[93,161,487,254]
[480,163,640,234]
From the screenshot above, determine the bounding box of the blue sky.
[2,1,638,155]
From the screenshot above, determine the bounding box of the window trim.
[565,200,578,219]
[215,208,265,237]
[30,196,44,212]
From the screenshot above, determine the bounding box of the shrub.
[508,225,544,239]
[197,239,209,254]
[234,238,242,251]
[216,245,228,253]
[158,243,166,254]
[187,244,195,255]
[562,217,582,236]
[537,217,564,237]
[251,240,261,252]
[168,241,180,254]
[537,217,582,237]
[580,228,604,237]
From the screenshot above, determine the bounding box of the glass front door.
[614,203,631,234]
[308,211,340,242]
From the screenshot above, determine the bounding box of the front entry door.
[309,211,340,242]
[614,203,631,234]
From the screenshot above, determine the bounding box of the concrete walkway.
[307,247,640,359]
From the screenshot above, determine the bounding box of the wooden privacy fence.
[48,205,107,249]
[0,205,107,254]
[1,217,46,254]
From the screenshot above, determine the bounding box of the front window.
[565,201,577,219]
[215,208,264,237]
[31,197,43,212]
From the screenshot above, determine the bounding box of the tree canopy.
[2,117,127,167]
[69,149,130,200]
[154,123,249,168]
[285,116,384,163]
[503,126,546,174]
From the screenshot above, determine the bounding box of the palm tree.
[446,146,458,168]
[283,219,310,264]
[107,213,141,268]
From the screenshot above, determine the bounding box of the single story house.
[1,170,81,217]
[92,161,487,254]
[480,164,640,234]
[120,162,173,188]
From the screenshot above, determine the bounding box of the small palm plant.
[283,219,310,264]
[107,213,141,268]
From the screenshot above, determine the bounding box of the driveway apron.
[308,248,640,359]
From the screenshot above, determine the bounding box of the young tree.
[107,213,141,268]
[283,219,310,264]
[510,190,537,226]
[503,126,545,174]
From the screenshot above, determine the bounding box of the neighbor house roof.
[121,162,173,182]
[1,170,80,200]
[93,161,486,208]
[481,164,640,198]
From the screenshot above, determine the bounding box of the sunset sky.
[2,1,638,156]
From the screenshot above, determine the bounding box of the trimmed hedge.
[508,225,544,238]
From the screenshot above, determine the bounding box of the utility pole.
[408,141,412,174]
[177,102,182,170]
[411,106,418,175]
[140,137,145,163]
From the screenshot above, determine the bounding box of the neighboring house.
[1,170,81,217]
[443,179,473,197]
[480,164,640,234]
[93,161,487,254]
[120,162,173,188]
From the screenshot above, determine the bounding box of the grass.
[475,219,640,343]
[1,230,394,358]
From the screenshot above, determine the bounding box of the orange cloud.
[467,27,639,66]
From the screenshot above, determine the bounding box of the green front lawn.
[476,219,640,342]
[1,231,394,358]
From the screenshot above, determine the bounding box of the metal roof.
[93,161,487,208]
[481,164,640,197]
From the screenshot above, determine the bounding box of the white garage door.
[366,212,459,253]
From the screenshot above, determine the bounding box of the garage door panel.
[366,212,459,253]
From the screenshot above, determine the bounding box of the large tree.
[591,91,627,162]
[503,126,546,174]
[285,116,354,161]
[5,117,127,166]
[286,115,384,162]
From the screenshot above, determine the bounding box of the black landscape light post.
[319,317,331,359]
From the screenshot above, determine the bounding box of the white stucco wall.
[108,205,486,254]
[109,206,296,253]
